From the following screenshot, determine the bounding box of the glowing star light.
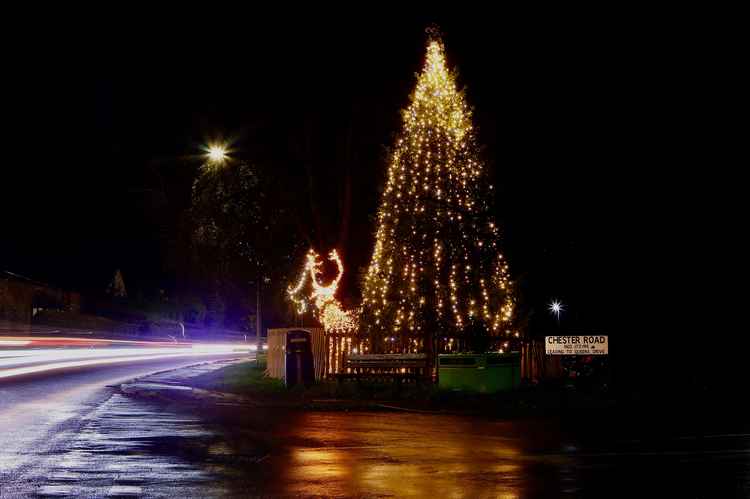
[549,300,564,321]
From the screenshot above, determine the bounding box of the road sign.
[545,335,608,355]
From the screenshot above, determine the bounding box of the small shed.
[266,328,326,381]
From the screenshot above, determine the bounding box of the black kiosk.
[285,329,315,388]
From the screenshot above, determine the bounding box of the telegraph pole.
[256,276,262,340]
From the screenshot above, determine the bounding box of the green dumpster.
[438,353,520,393]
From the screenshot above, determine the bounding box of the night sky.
[3,11,729,371]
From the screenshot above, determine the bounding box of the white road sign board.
[545,335,608,355]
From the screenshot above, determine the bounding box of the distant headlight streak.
[0,338,252,380]
[0,340,30,347]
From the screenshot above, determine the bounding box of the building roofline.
[1,270,54,288]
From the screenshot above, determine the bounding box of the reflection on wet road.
[266,413,539,498]
[2,358,748,497]
[48,397,740,498]
[242,412,750,498]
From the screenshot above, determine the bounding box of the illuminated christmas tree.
[361,32,515,357]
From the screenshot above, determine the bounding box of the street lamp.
[549,299,564,326]
[205,143,228,164]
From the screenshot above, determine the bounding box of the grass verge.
[188,361,286,395]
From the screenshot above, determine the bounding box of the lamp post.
[256,278,261,340]
[256,275,271,340]
[202,141,270,342]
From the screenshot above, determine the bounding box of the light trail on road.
[0,336,256,380]
[0,351,248,496]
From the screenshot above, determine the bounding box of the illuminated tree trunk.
[361,34,515,356]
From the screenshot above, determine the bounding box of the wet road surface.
[2,359,748,497]
[0,355,245,497]
[202,410,750,498]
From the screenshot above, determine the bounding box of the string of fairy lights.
[360,37,515,346]
[287,249,359,333]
